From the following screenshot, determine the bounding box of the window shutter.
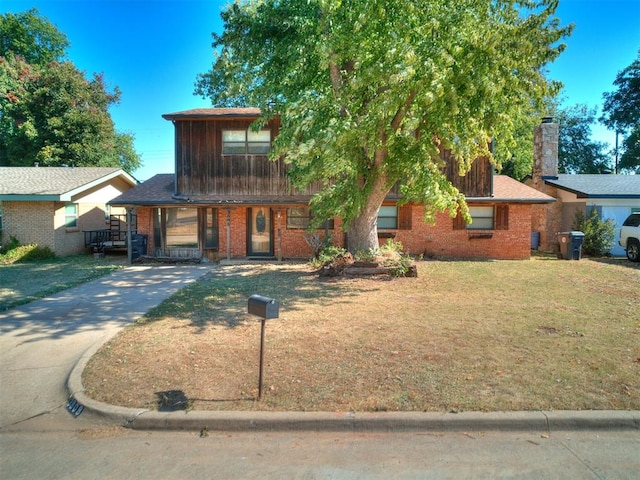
[495,205,509,230]
[398,205,412,230]
[453,211,466,230]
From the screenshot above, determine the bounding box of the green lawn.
[0,252,126,310]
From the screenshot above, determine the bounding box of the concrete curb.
[68,351,640,433]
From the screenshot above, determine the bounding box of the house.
[525,120,640,256]
[110,108,554,262]
[0,167,137,256]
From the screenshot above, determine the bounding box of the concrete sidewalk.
[2,262,639,434]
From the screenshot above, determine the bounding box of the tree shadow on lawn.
[141,263,384,332]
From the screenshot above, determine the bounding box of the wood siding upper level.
[441,150,493,198]
[173,118,326,198]
[171,117,493,199]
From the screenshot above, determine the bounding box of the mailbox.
[248,294,279,319]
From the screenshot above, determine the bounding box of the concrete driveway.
[0,264,211,430]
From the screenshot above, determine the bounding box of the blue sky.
[4,0,640,181]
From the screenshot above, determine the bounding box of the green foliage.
[0,9,141,173]
[312,244,347,267]
[196,0,572,251]
[557,104,611,174]
[0,242,56,264]
[573,209,616,257]
[601,50,640,173]
[0,8,68,65]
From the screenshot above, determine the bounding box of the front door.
[248,207,273,256]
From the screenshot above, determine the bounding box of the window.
[287,208,310,229]
[286,207,335,230]
[376,205,411,230]
[222,129,271,155]
[453,205,509,230]
[64,204,78,228]
[166,207,198,247]
[377,206,398,229]
[204,207,218,249]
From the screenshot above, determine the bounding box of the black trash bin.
[569,231,585,260]
[131,234,148,261]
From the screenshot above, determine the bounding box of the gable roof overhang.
[0,167,137,202]
[162,108,262,122]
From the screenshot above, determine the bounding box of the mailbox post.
[247,295,279,400]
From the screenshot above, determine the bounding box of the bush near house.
[573,209,616,256]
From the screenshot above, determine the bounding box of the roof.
[543,174,640,199]
[111,173,553,207]
[0,167,137,201]
[468,175,555,204]
[109,174,312,206]
[162,108,262,121]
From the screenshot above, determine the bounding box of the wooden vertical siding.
[441,150,493,197]
[173,117,493,199]
[174,118,323,197]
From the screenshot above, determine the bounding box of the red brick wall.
[133,204,531,260]
[391,204,532,260]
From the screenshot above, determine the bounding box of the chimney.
[532,117,558,186]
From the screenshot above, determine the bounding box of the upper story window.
[222,129,271,155]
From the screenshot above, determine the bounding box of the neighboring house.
[0,167,137,256]
[110,108,554,262]
[525,120,640,256]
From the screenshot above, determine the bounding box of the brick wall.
[132,203,532,261]
[392,204,533,260]
[2,201,55,249]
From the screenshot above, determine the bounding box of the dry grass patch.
[82,258,640,412]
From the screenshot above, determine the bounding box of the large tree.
[557,104,610,174]
[601,50,640,173]
[196,0,571,252]
[0,9,141,173]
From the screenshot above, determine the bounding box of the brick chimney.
[528,117,561,252]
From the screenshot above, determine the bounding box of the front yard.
[82,257,640,413]
[0,251,126,310]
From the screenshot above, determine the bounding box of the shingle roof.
[0,167,136,200]
[543,174,640,198]
[471,175,555,203]
[109,174,177,205]
[110,173,553,206]
[162,108,262,121]
[109,174,312,206]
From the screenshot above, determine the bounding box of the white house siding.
[555,189,640,256]
[597,202,640,257]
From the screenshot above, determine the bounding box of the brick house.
[525,119,640,255]
[0,167,136,256]
[110,108,554,261]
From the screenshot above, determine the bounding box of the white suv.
[619,213,640,262]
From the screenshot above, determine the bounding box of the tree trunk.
[346,175,391,253]
[346,207,379,253]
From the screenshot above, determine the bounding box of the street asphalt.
[1,262,639,434]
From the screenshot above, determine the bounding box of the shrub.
[0,243,56,264]
[573,209,616,256]
[311,244,348,267]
